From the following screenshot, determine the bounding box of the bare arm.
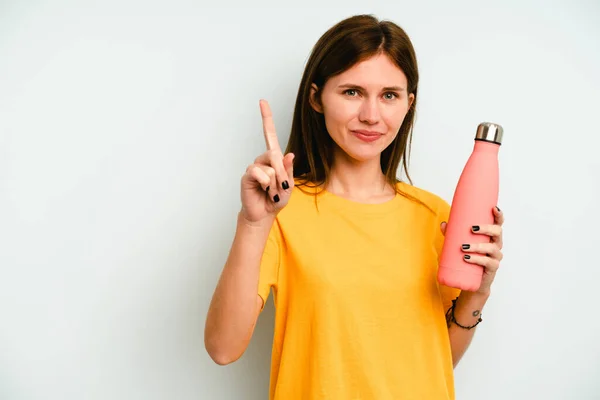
[204,100,294,366]
[447,290,490,367]
[204,213,274,365]
[440,208,503,368]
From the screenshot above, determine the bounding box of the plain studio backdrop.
[1,0,599,399]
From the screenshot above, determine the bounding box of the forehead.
[328,53,408,88]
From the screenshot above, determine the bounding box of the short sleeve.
[434,198,461,313]
[257,220,281,310]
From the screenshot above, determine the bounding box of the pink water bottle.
[438,122,504,291]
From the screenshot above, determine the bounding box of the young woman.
[205,14,504,400]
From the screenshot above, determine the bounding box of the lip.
[352,130,383,136]
[351,129,383,143]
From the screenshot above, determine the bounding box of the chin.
[330,131,395,163]
[337,145,385,163]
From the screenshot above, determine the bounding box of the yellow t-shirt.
[258,181,460,400]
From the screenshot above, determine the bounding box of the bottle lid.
[475,122,503,144]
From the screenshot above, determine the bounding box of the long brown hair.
[285,14,423,202]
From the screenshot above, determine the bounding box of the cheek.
[328,108,351,127]
[385,105,410,131]
[323,98,355,133]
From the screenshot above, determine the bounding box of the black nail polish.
[266,186,270,192]
[462,244,470,250]
[464,255,471,260]
[273,194,280,203]
[472,225,480,232]
[282,181,289,190]
[496,206,501,212]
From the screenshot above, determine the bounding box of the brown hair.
[285,14,424,204]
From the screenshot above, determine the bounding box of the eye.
[343,89,359,97]
[383,92,399,100]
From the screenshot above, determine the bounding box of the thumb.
[283,153,295,184]
[440,221,447,236]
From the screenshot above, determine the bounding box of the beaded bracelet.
[445,297,483,330]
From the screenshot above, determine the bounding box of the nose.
[358,98,380,125]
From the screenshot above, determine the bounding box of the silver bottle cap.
[475,122,503,145]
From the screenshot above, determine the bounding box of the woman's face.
[311,53,415,163]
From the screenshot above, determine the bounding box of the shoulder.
[396,181,450,219]
[271,179,320,220]
[285,178,326,206]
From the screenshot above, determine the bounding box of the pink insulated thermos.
[438,122,504,291]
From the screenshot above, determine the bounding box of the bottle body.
[438,140,500,291]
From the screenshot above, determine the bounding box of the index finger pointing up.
[259,99,281,152]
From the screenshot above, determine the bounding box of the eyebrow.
[338,83,406,92]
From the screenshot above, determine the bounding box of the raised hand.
[240,100,295,225]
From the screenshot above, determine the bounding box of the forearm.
[447,290,490,368]
[204,213,275,364]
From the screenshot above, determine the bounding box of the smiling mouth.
[351,130,383,142]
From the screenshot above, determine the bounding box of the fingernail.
[282,181,289,190]
[472,225,480,232]
[462,244,470,250]
[464,255,471,260]
[266,186,270,192]
[496,206,501,212]
[273,194,280,203]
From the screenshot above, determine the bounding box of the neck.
[326,148,395,202]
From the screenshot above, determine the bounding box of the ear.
[408,93,415,110]
[309,83,323,113]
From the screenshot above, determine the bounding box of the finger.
[282,153,295,190]
[255,150,290,192]
[472,224,502,240]
[440,221,447,236]
[259,99,281,152]
[257,165,280,203]
[463,253,500,273]
[472,224,503,249]
[246,165,271,192]
[461,242,503,261]
[493,206,505,226]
